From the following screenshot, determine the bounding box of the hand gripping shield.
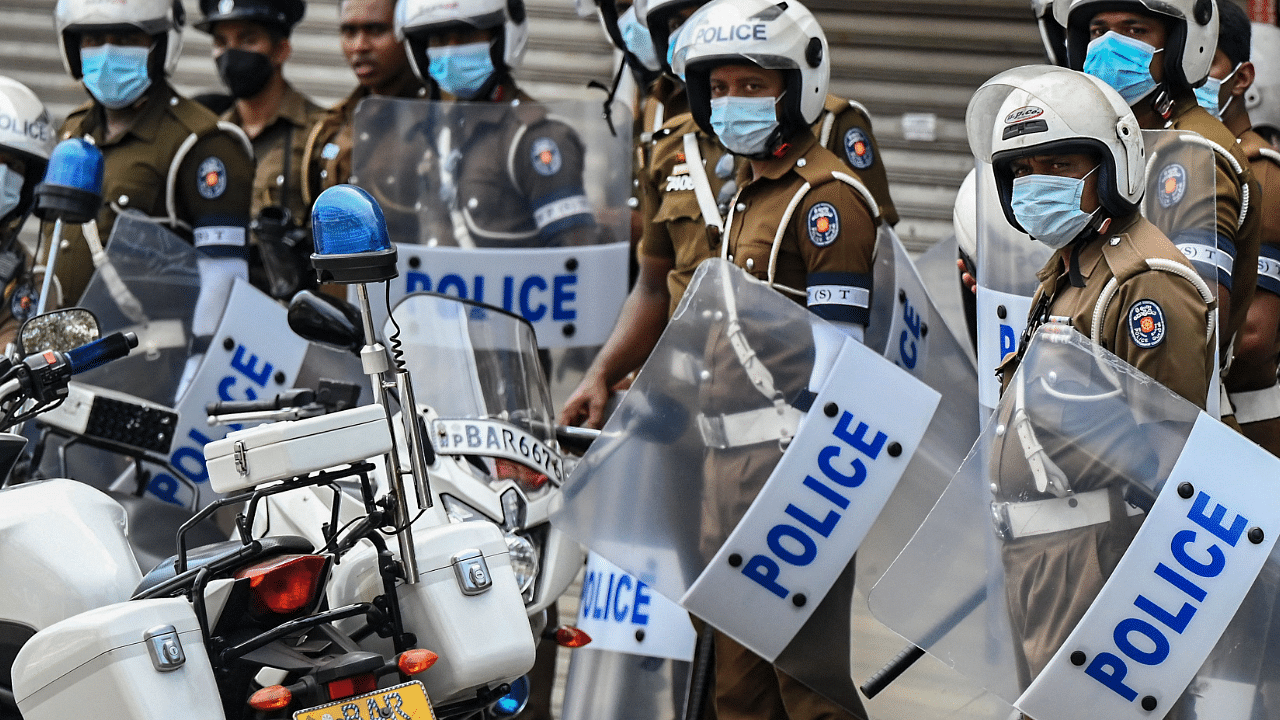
[551,258,941,712]
[869,324,1280,720]
[350,97,632,353]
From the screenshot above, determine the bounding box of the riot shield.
[868,324,1280,720]
[351,97,630,350]
[861,225,981,585]
[974,160,1048,415]
[73,214,310,509]
[552,258,941,712]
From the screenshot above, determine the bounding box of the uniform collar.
[738,129,818,185]
[339,71,425,116]
[1036,231,1105,288]
[85,82,174,147]
[224,83,313,130]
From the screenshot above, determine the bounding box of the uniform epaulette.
[1099,231,1150,284]
[791,150,880,221]
[165,93,220,136]
[824,95,871,126]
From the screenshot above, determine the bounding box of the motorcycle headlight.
[505,532,540,596]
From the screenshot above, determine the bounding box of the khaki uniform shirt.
[224,84,325,227]
[440,92,594,247]
[1168,96,1262,346]
[49,83,254,304]
[722,131,877,320]
[301,72,425,208]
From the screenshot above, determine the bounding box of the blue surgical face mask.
[1083,31,1163,105]
[618,7,659,72]
[80,44,153,109]
[1010,167,1101,250]
[0,166,22,219]
[428,41,496,100]
[1195,63,1242,118]
[710,95,780,156]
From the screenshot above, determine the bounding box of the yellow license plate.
[293,680,435,720]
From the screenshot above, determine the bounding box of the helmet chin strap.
[1151,84,1176,123]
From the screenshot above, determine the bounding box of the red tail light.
[248,685,292,711]
[234,554,328,616]
[327,673,377,701]
[554,625,592,648]
[494,458,549,493]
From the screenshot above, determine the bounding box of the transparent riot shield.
[552,258,942,712]
[862,225,981,585]
[869,324,1280,720]
[72,214,310,509]
[351,97,632,404]
[974,161,1047,415]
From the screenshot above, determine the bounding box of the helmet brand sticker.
[843,128,874,170]
[1157,163,1186,208]
[807,202,840,247]
[531,137,562,176]
[197,156,227,199]
[1128,299,1166,348]
[1004,106,1044,124]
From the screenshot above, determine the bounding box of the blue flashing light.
[311,184,392,256]
[43,138,103,196]
[492,675,530,717]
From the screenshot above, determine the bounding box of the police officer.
[972,66,1214,700]
[1058,0,1261,366]
[0,77,55,347]
[642,0,899,226]
[397,0,598,248]
[1198,6,1280,456]
[197,0,327,299]
[302,0,428,207]
[50,0,255,317]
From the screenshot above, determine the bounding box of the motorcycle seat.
[134,534,314,597]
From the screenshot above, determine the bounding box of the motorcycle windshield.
[351,97,632,354]
[75,213,200,404]
[869,326,1280,720]
[385,292,555,448]
[552,258,942,713]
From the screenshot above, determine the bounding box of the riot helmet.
[1031,0,1068,67]
[195,0,306,36]
[1246,22,1280,143]
[673,0,829,157]
[55,0,185,81]
[1056,0,1218,93]
[639,0,708,75]
[967,65,1145,239]
[592,1,662,84]
[397,0,529,99]
[0,77,54,239]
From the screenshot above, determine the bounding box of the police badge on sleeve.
[197,157,227,199]
[531,137,563,177]
[1128,299,1166,348]
[1156,163,1186,208]
[844,128,874,170]
[807,202,840,247]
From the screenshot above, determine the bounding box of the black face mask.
[216,48,273,99]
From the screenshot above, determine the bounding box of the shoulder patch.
[197,156,227,200]
[807,202,840,247]
[1127,299,1166,348]
[531,137,563,177]
[1156,163,1186,208]
[843,128,874,170]
[9,282,36,325]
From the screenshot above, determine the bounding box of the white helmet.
[639,0,708,74]
[1055,0,1218,90]
[953,168,978,262]
[1030,0,1067,67]
[673,0,829,141]
[396,0,529,80]
[967,65,1145,233]
[54,0,185,80]
[0,77,54,230]
[1246,22,1280,139]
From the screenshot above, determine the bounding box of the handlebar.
[206,388,315,417]
[65,331,139,374]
